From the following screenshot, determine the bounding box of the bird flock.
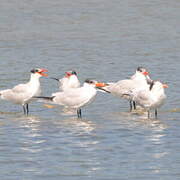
[0,67,168,119]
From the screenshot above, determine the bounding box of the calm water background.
[0,0,180,179]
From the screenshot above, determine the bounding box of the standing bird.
[35,79,108,118]
[0,68,48,115]
[130,81,168,118]
[51,70,80,91]
[101,67,152,111]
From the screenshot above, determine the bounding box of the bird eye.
[72,71,77,75]
[31,69,35,73]
[31,69,39,73]
[137,67,144,72]
[85,79,94,84]
[137,67,141,72]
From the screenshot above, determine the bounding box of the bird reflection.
[10,115,45,153]
[56,116,101,175]
[147,118,167,148]
[56,116,96,135]
[12,115,41,132]
[143,118,169,174]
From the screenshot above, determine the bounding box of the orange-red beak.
[95,82,108,87]
[38,69,48,77]
[143,71,149,76]
[163,84,168,88]
[65,72,72,78]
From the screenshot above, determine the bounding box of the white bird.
[128,81,168,118]
[51,70,80,91]
[0,68,48,115]
[101,67,152,111]
[35,79,108,118]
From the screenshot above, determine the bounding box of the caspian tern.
[101,67,152,111]
[51,70,80,91]
[0,68,48,115]
[128,81,168,118]
[35,79,107,118]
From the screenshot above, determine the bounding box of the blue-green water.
[0,0,180,179]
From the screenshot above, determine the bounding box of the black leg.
[77,109,80,118]
[23,105,26,114]
[129,101,132,112]
[79,109,82,118]
[133,101,136,110]
[155,109,157,119]
[26,104,29,115]
[77,109,82,118]
[148,110,150,119]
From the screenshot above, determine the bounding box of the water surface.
[0,0,180,179]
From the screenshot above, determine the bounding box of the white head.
[149,81,168,92]
[136,67,149,76]
[64,71,80,88]
[132,67,151,82]
[30,68,48,78]
[84,79,108,90]
[59,70,80,91]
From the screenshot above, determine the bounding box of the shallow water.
[0,0,180,179]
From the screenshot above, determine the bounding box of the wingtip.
[49,77,59,81]
[33,96,55,101]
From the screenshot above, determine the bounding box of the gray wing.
[134,91,152,107]
[0,84,29,104]
[53,88,95,108]
[107,80,137,97]
[12,83,29,93]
